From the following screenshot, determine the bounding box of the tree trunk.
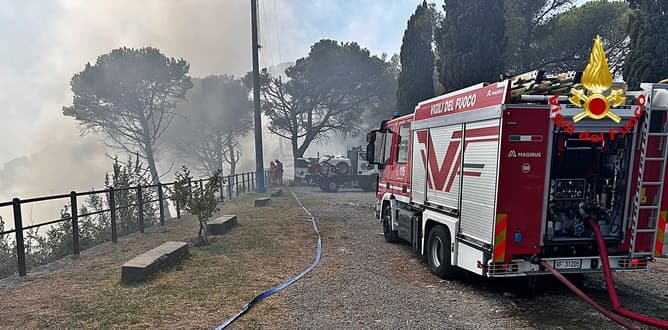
[291,135,299,181]
[143,141,172,219]
[227,137,237,178]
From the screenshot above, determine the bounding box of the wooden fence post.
[137,185,144,233]
[219,176,225,201]
[158,183,165,226]
[109,187,118,243]
[228,175,233,199]
[12,198,26,277]
[70,192,80,256]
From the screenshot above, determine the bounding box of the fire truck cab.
[367,78,668,279]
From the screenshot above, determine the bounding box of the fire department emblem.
[568,35,625,123]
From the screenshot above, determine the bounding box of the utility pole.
[251,0,266,193]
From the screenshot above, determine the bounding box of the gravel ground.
[275,186,668,330]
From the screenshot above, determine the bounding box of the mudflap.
[412,216,422,252]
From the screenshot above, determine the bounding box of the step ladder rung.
[648,133,668,137]
[635,229,656,233]
[639,205,659,209]
[631,252,653,256]
[644,157,666,161]
[641,182,662,186]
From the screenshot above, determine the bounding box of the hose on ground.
[540,260,638,330]
[215,191,322,329]
[588,219,668,329]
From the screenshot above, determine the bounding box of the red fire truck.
[366,77,668,279]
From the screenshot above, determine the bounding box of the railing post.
[242,173,246,193]
[70,192,80,256]
[219,177,225,202]
[174,183,181,218]
[158,183,165,226]
[199,179,204,191]
[251,172,255,189]
[109,187,118,243]
[137,185,145,233]
[236,174,240,197]
[228,175,233,199]
[12,198,26,277]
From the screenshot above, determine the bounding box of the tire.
[324,178,339,192]
[427,225,456,279]
[319,180,328,192]
[336,162,349,175]
[362,180,378,192]
[382,206,399,243]
[368,177,378,192]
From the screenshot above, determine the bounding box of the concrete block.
[270,188,283,197]
[207,215,238,235]
[121,241,188,283]
[254,197,271,207]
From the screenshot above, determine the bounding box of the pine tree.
[624,0,668,89]
[437,0,506,92]
[396,1,436,115]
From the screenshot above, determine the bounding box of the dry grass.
[0,192,316,329]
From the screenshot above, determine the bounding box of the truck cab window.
[396,124,409,164]
[383,130,394,164]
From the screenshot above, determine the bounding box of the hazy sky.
[0,0,418,166]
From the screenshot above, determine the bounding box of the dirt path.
[274,187,668,330]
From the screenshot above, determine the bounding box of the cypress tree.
[437,0,506,92]
[396,1,436,115]
[624,0,668,89]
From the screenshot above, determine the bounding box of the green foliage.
[165,75,251,177]
[248,39,394,163]
[171,166,221,245]
[505,0,629,75]
[105,154,158,236]
[361,53,400,128]
[437,0,506,92]
[63,46,193,184]
[0,154,159,279]
[396,1,436,115]
[624,0,668,88]
[0,217,17,277]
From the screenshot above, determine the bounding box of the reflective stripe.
[655,211,666,257]
[493,214,508,262]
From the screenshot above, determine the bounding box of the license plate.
[554,259,582,269]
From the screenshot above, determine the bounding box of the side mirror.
[367,131,376,144]
[366,143,375,162]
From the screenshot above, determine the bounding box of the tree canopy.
[396,1,436,115]
[249,39,392,168]
[504,0,629,75]
[63,46,193,185]
[624,0,668,88]
[436,0,506,92]
[166,75,251,177]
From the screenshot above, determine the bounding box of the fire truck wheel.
[363,179,378,192]
[324,178,339,192]
[382,206,399,243]
[427,225,456,279]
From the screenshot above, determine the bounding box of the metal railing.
[0,170,270,277]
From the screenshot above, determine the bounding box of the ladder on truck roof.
[630,83,668,257]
